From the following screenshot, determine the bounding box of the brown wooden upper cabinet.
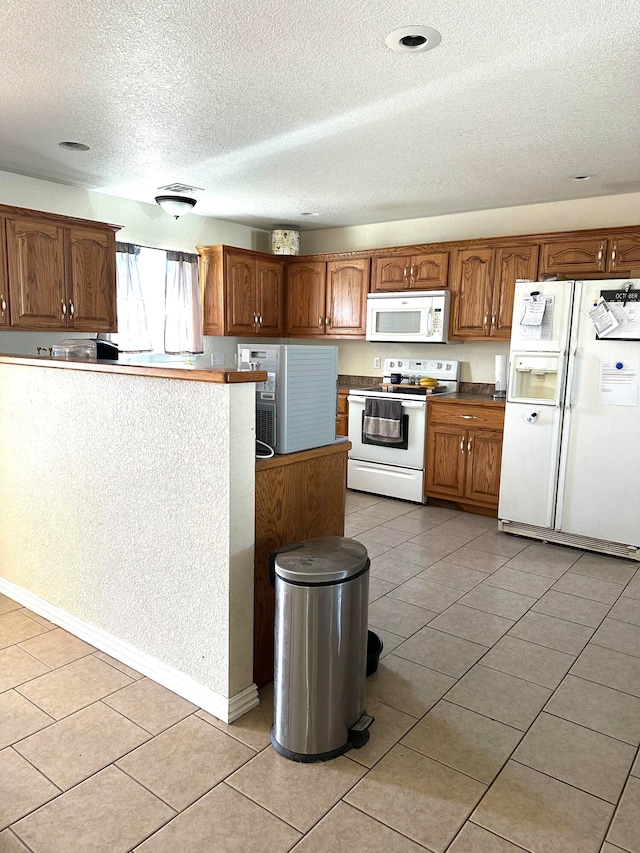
[539,232,640,277]
[372,251,448,292]
[5,214,118,331]
[450,242,539,340]
[198,245,284,337]
[286,258,370,337]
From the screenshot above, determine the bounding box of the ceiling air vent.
[157,183,204,194]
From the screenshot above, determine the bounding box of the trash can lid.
[273,536,369,584]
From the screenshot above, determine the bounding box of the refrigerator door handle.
[567,349,579,411]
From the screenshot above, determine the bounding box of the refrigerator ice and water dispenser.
[510,355,561,402]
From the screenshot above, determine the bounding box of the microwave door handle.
[426,306,434,337]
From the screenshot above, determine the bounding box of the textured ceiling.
[1,0,639,230]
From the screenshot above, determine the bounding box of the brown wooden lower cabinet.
[425,399,505,514]
[253,441,349,687]
[336,389,349,436]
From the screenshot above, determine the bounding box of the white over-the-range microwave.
[366,291,451,343]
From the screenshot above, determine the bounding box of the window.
[110,245,203,356]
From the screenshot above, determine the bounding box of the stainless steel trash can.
[270,536,374,762]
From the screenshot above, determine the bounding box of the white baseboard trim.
[0,577,259,724]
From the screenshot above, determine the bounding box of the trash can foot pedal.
[349,714,374,749]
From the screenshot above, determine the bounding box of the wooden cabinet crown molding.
[289,223,640,265]
[0,203,121,233]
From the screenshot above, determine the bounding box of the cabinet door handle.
[325,316,330,325]
[491,314,496,328]
[459,415,477,419]
[598,243,604,269]
[258,314,263,325]
[483,314,489,332]
[69,301,75,317]
[467,439,473,453]
[460,438,465,453]
[0,296,5,312]
[319,316,324,326]
[61,301,67,316]
[403,266,408,281]
[611,242,617,268]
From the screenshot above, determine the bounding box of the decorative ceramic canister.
[271,228,300,255]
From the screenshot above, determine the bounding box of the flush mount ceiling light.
[58,141,90,151]
[155,195,197,219]
[386,25,442,54]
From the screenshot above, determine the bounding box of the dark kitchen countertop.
[430,392,506,405]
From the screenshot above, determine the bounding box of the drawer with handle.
[428,401,504,429]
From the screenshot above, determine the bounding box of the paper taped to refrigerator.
[589,297,620,337]
[599,359,638,406]
[519,296,554,340]
[596,287,640,339]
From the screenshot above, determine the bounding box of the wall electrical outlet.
[373,357,381,369]
[210,352,225,366]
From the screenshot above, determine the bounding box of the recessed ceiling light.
[386,26,441,54]
[58,141,90,151]
[570,174,592,181]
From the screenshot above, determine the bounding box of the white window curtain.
[164,251,204,354]
[111,243,153,352]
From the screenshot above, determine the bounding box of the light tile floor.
[1,490,640,852]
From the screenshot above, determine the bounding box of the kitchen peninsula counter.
[254,440,350,687]
[0,354,266,384]
[0,355,265,723]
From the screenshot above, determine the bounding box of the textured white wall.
[0,364,256,699]
[301,192,640,254]
[0,169,269,252]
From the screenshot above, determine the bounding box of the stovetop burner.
[349,358,461,400]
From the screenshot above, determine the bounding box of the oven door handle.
[347,397,425,409]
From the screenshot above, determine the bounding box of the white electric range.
[347,358,460,503]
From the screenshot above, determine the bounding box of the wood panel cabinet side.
[198,245,224,336]
[302,453,347,538]
[254,463,305,688]
[0,219,8,327]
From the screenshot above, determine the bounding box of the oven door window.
[374,309,423,335]
[361,412,409,450]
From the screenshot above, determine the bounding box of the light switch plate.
[373,357,381,369]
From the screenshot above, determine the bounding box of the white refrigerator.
[498,278,640,560]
